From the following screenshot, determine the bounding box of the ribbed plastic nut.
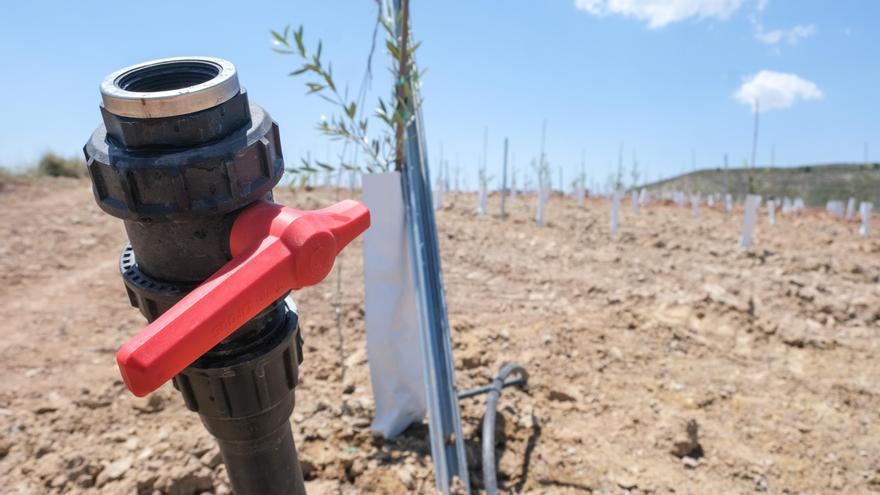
[116,199,371,396]
[120,245,193,321]
[83,104,284,222]
[172,312,300,421]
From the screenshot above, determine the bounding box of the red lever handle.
[116,200,370,396]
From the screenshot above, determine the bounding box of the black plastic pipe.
[465,363,529,495]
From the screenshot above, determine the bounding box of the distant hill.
[640,163,880,207]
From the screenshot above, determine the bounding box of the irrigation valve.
[85,55,370,494]
[118,200,370,396]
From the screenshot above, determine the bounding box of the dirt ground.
[1,177,879,494]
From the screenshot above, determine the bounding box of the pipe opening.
[116,60,222,93]
[101,57,239,118]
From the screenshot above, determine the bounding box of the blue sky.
[1,0,877,188]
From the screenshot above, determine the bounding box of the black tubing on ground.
[481,363,528,495]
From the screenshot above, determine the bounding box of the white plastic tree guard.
[782,197,792,215]
[740,194,762,248]
[846,197,857,220]
[860,202,873,236]
[827,200,846,218]
[691,193,701,219]
[535,184,549,226]
[631,190,639,214]
[610,191,620,235]
[768,198,776,225]
[361,172,427,438]
[725,193,733,215]
[434,175,444,210]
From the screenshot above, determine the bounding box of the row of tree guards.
[432,168,873,243]
[321,161,874,244]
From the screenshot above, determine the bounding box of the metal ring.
[100,56,239,119]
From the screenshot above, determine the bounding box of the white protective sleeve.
[361,171,426,438]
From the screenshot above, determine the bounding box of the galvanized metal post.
[390,1,470,493]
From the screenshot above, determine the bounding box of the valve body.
[85,57,305,495]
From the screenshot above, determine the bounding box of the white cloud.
[754,23,815,45]
[574,0,748,29]
[734,70,823,111]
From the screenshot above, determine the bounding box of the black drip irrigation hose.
[458,363,529,495]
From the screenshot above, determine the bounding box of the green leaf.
[294,26,306,57]
[315,160,334,171]
[270,29,289,47]
[322,70,335,92]
[385,40,400,60]
[289,65,310,76]
[306,83,325,94]
[345,102,357,119]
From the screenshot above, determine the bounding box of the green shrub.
[37,152,85,178]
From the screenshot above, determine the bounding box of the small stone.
[612,472,638,490]
[137,447,154,461]
[0,435,12,459]
[105,456,133,481]
[33,452,62,480]
[349,457,367,479]
[682,456,699,469]
[397,464,416,490]
[135,471,159,494]
[200,449,222,469]
[75,473,95,488]
[299,458,317,479]
[457,348,483,370]
[33,391,69,414]
[344,349,367,368]
[50,473,67,488]
[549,388,577,402]
[131,394,165,414]
[162,465,213,495]
[342,375,356,395]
